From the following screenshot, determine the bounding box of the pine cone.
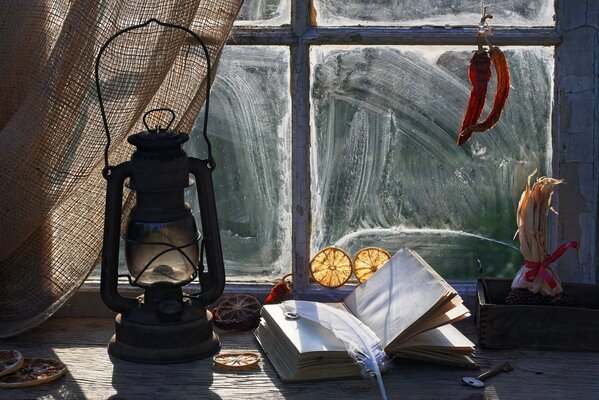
[547,291,573,307]
[505,289,574,307]
[505,289,544,305]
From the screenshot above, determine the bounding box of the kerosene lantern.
[95,19,225,363]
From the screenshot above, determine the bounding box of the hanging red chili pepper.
[457,6,510,147]
[458,50,492,146]
[264,273,292,305]
[457,46,510,146]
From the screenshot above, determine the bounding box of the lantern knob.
[143,108,176,132]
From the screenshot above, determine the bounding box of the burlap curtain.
[0,0,243,337]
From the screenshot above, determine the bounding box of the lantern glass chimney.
[125,215,199,287]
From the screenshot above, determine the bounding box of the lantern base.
[108,305,220,364]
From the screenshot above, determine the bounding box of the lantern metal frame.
[95,19,225,364]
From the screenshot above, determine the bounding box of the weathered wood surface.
[289,0,313,295]
[224,27,562,46]
[553,0,599,284]
[1,318,598,399]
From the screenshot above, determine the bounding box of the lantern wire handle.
[95,18,215,178]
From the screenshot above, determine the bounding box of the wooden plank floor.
[1,317,598,399]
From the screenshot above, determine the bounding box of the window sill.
[55,280,478,318]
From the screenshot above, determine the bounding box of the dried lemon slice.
[214,352,260,371]
[0,358,67,388]
[353,247,391,283]
[0,350,23,378]
[213,294,262,331]
[310,247,353,288]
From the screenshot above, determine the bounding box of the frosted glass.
[234,0,290,26]
[188,46,292,281]
[89,46,291,281]
[311,46,554,279]
[314,0,554,27]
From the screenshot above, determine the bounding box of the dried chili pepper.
[458,46,510,146]
[264,273,292,305]
[457,50,492,146]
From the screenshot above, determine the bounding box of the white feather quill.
[282,300,388,400]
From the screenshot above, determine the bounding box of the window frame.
[80,1,597,311]
[229,1,597,295]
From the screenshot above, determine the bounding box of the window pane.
[188,46,292,281]
[234,0,290,26]
[313,0,554,27]
[311,46,553,279]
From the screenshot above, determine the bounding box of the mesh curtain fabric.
[0,0,243,337]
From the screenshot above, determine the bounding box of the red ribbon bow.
[524,241,579,289]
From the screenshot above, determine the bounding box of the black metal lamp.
[95,19,225,363]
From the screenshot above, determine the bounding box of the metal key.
[462,362,513,388]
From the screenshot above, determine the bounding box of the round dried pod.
[0,358,67,388]
[213,294,262,331]
[213,352,260,371]
[353,247,391,283]
[0,350,23,378]
[310,247,353,288]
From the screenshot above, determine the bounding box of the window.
[90,1,597,292]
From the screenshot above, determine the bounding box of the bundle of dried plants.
[511,172,565,297]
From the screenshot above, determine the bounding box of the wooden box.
[476,278,599,351]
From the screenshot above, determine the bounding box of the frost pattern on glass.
[188,46,291,281]
[234,0,290,26]
[314,0,554,27]
[311,46,553,279]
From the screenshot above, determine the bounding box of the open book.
[255,248,476,381]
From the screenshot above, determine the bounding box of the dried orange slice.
[213,294,262,331]
[214,352,260,371]
[353,247,391,283]
[0,358,67,388]
[310,247,353,288]
[0,350,23,378]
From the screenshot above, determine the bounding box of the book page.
[261,303,347,354]
[343,248,455,349]
[392,325,477,368]
[393,349,478,369]
[396,324,475,351]
[399,300,470,340]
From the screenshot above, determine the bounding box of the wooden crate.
[476,278,599,351]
